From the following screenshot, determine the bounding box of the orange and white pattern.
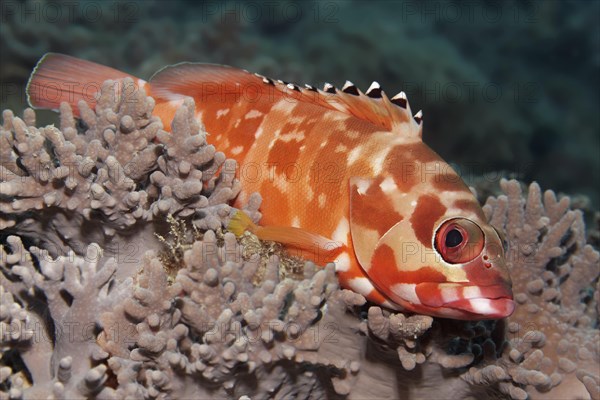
[27,53,514,320]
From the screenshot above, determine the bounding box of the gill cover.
[349,176,404,274]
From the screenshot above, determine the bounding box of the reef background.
[1,0,599,208]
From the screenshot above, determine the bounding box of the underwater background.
[1,0,599,208]
[1,2,600,399]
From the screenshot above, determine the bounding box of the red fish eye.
[435,218,484,264]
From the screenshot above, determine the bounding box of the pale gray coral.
[102,230,345,399]
[151,97,240,220]
[466,179,600,400]
[0,78,160,229]
[1,188,598,399]
[0,236,128,399]
[1,78,240,279]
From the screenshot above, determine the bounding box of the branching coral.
[1,82,598,399]
[468,179,600,400]
[0,79,240,279]
[1,236,129,399]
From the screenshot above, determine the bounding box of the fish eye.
[445,228,463,247]
[435,218,484,264]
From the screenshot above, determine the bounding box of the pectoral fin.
[228,210,341,262]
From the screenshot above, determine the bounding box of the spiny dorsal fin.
[26,55,423,138]
[149,63,422,138]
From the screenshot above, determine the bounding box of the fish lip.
[442,284,515,318]
[457,283,513,301]
[444,297,515,318]
[423,282,513,299]
[423,282,515,318]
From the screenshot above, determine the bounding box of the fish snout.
[453,284,515,319]
[418,282,515,319]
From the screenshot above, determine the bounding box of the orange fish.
[27,53,514,320]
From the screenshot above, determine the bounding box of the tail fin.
[26,53,145,115]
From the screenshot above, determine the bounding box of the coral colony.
[1,78,599,399]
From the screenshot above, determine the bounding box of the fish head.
[430,214,514,319]
[364,205,514,320]
[349,163,514,320]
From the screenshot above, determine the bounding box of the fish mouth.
[444,296,515,319]
[418,283,515,319]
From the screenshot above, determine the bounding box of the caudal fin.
[26,53,144,115]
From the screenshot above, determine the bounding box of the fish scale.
[27,53,515,320]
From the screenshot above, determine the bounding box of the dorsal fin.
[148,63,422,137]
[26,54,423,138]
[148,63,266,102]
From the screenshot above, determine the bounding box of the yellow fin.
[228,211,341,256]
[228,210,258,237]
